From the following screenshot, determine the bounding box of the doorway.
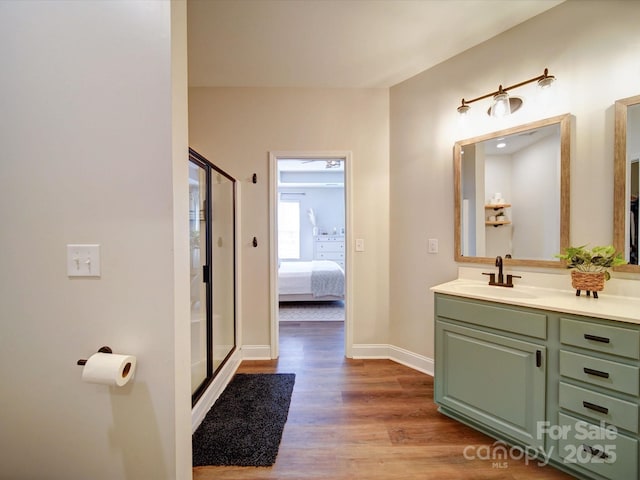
[269,152,352,359]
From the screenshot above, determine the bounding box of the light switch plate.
[428,238,439,254]
[355,238,365,252]
[67,244,101,277]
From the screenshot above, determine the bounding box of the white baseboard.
[352,343,434,376]
[241,344,272,360]
[191,349,241,433]
[388,345,434,376]
[351,343,391,359]
[242,343,433,376]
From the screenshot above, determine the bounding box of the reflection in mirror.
[614,95,640,272]
[454,114,571,267]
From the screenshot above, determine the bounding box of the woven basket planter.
[571,270,605,296]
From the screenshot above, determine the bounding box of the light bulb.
[491,92,511,117]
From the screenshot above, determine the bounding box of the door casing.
[269,151,353,358]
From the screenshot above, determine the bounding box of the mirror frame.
[454,113,571,267]
[613,94,640,273]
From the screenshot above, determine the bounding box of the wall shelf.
[484,204,511,210]
[485,203,511,226]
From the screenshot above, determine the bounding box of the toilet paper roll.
[81,352,136,386]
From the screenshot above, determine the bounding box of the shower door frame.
[189,148,237,406]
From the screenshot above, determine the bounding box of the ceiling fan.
[301,159,342,169]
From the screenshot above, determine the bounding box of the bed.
[278,260,345,302]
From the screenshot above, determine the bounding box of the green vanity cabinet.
[556,316,639,480]
[434,292,640,480]
[436,321,547,450]
[435,294,548,452]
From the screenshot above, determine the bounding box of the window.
[278,200,300,259]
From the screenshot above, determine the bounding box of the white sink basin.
[447,283,539,299]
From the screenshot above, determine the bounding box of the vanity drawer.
[560,318,640,360]
[557,412,638,480]
[559,382,639,433]
[435,295,547,339]
[560,350,640,396]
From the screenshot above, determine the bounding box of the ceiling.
[477,123,558,156]
[187,0,564,89]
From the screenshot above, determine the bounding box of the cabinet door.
[436,320,546,451]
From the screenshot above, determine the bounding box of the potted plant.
[556,244,627,297]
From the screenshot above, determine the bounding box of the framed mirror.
[454,114,571,267]
[614,94,640,272]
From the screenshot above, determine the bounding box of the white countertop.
[431,267,640,325]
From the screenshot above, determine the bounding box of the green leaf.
[556,244,627,280]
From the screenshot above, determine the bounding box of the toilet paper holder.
[77,346,112,366]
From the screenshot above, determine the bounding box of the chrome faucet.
[482,255,521,287]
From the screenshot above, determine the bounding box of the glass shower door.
[189,149,237,405]
[211,172,236,373]
[189,160,209,396]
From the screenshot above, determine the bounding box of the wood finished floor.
[194,322,573,480]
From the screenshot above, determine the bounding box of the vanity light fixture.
[457,68,556,117]
[490,88,511,117]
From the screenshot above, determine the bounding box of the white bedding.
[278,260,344,298]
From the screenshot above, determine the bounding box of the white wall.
[279,186,345,261]
[0,1,191,479]
[389,0,640,359]
[188,88,390,348]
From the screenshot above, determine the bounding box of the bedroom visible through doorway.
[270,153,349,358]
